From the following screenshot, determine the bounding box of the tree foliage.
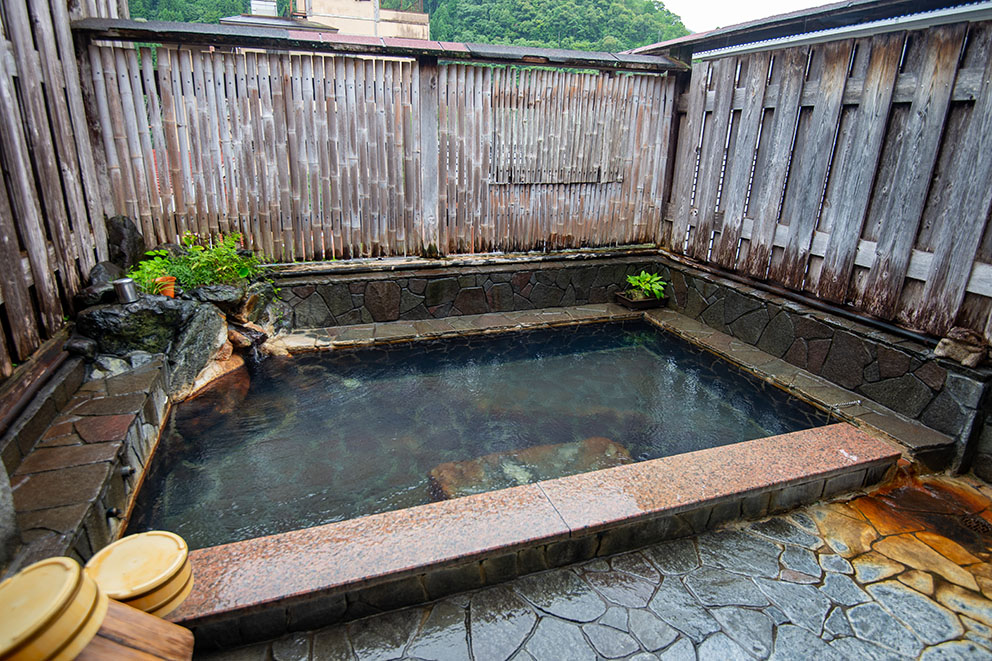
[129,0,249,23]
[409,0,688,51]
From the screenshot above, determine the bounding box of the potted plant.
[127,232,265,296]
[615,270,667,310]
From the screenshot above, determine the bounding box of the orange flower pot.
[153,276,176,298]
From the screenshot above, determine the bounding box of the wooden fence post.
[418,56,441,257]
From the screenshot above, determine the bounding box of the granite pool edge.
[171,423,900,648]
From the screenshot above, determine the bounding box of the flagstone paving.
[200,470,992,660]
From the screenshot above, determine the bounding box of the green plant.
[625,271,667,299]
[128,232,265,294]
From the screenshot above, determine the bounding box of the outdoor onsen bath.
[127,320,834,549]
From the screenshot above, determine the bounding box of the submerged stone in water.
[428,437,632,500]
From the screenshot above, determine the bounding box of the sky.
[664,0,836,33]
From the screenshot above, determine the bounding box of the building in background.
[222,0,429,38]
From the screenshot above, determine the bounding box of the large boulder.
[76,296,199,356]
[168,303,228,399]
[88,261,124,286]
[187,284,246,315]
[105,216,147,270]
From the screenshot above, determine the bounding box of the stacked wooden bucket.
[0,531,193,660]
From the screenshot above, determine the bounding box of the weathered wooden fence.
[0,0,111,379]
[663,20,992,342]
[85,42,677,261]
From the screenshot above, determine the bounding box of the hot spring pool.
[127,321,833,548]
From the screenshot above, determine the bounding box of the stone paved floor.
[201,470,992,660]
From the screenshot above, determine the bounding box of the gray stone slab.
[748,518,822,550]
[581,623,639,659]
[598,606,628,631]
[198,643,273,661]
[512,571,606,623]
[271,633,309,661]
[611,552,661,583]
[628,609,678,652]
[696,632,750,661]
[847,603,924,657]
[921,640,992,660]
[470,586,537,661]
[643,538,699,575]
[829,636,905,661]
[405,601,470,661]
[683,567,768,607]
[657,637,696,661]
[754,578,831,635]
[710,606,774,658]
[866,580,963,645]
[524,618,596,661]
[347,607,422,661]
[820,553,854,574]
[769,624,846,661]
[697,530,782,578]
[825,607,854,638]
[584,570,655,608]
[781,546,821,578]
[648,578,720,643]
[311,627,355,660]
[821,572,870,606]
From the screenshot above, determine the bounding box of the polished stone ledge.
[172,423,899,648]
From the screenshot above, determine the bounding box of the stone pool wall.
[659,261,992,473]
[275,252,992,472]
[0,358,170,572]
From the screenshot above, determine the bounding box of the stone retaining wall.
[276,253,992,472]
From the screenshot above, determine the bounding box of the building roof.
[219,14,338,32]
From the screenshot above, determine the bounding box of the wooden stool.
[75,600,193,660]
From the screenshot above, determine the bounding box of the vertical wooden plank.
[419,57,440,255]
[690,57,736,260]
[111,47,154,244]
[772,40,853,289]
[5,0,81,295]
[713,52,770,268]
[817,32,903,302]
[141,47,176,238]
[48,0,110,259]
[125,49,164,242]
[0,149,42,357]
[0,41,62,333]
[668,63,708,253]
[179,50,207,234]
[269,54,292,259]
[907,38,992,333]
[27,0,98,272]
[88,45,126,214]
[857,24,966,318]
[741,47,808,278]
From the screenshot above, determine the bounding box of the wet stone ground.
[201,471,992,660]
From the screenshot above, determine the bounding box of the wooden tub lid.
[0,558,82,654]
[84,531,188,601]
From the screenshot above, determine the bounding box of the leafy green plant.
[625,271,667,300]
[128,233,265,294]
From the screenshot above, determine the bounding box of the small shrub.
[625,271,667,299]
[128,233,265,294]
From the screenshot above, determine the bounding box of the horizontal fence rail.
[87,43,677,262]
[664,19,992,343]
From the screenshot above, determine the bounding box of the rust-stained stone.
[13,442,121,475]
[851,496,925,535]
[936,583,992,628]
[74,414,135,443]
[898,569,935,595]
[810,506,879,558]
[873,534,979,591]
[916,531,982,566]
[428,437,632,500]
[851,551,904,583]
